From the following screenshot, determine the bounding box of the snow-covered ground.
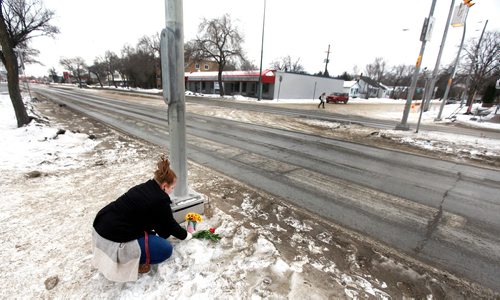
[1,89,498,298]
[182,92,500,167]
[188,90,500,129]
[92,84,500,165]
[84,83,500,129]
[0,93,390,298]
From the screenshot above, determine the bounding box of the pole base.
[434,117,442,121]
[171,191,205,223]
[395,123,410,131]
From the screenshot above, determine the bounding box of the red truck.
[326,92,349,104]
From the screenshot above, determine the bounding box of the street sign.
[451,4,468,27]
[420,17,435,42]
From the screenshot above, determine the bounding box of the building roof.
[343,81,359,88]
[359,76,390,90]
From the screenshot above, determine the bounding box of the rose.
[192,229,221,242]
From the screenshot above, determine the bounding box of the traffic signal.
[463,0,475,7]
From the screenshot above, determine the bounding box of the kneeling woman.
[92,156,192,282]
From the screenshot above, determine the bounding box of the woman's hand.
[184,232,192,241]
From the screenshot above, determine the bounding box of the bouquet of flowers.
[192,227,222,242]
[185,212,202,233]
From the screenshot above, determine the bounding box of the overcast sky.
[24,0,500,78]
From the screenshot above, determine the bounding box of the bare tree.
[386,64,414,99]
[137,33,160,57]
[336,71,353,81]
[59,57,87,87]
[190,14,245,96]
[0,0,58,127]
[352,65,359,77]
[104,50,119,88]
[184,40,200,66]
[460,31,499,108]
[365,57,387,82]
[119,44,156,89]
[270,55,305,73]
[88,58,107,87]
[117,45,135,88]
[137,34,161,88]
[48,67,58,82]
[240,58,257,71]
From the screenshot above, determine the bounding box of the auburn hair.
[154,155,177,185]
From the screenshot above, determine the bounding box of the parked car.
[445,98,457,104]
[326,92,349,104]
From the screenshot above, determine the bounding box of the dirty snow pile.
[0,93,392,298]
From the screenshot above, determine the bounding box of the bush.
[482,83,497,104]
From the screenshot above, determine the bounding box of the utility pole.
[436,3,469,121]
[323,44,331,77]
[257,0,266,101]
[395,0,437,131]
[161,0,204,221]
[422,0,455,113]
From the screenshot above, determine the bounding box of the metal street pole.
[160,0,204,221]
[436,7,469,120]
[416,69,431,133]
[162,0,187,199]
[257,0,266,101]
[312,81,317,100]
[422,0,455,113]
[465,19,488,114]
[277,75,282,101]
[395,0,437,131]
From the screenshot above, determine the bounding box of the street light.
[465,19,488,114]
[160,0,204,221]
[257,0,266,101]
[421,0,456,114]
[436,3,470,121]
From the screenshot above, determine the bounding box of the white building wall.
[343,81,361,98]
[273,71,344,100]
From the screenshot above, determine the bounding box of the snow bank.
[1,93,387,298]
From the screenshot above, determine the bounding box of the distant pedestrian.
[318,92,326,109]
[496,103,500,114]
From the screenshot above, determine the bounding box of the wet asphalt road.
[32,85,500,292]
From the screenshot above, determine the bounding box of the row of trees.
[356,31,499,104]
[58,14,253,94]
[57,33,161,89]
